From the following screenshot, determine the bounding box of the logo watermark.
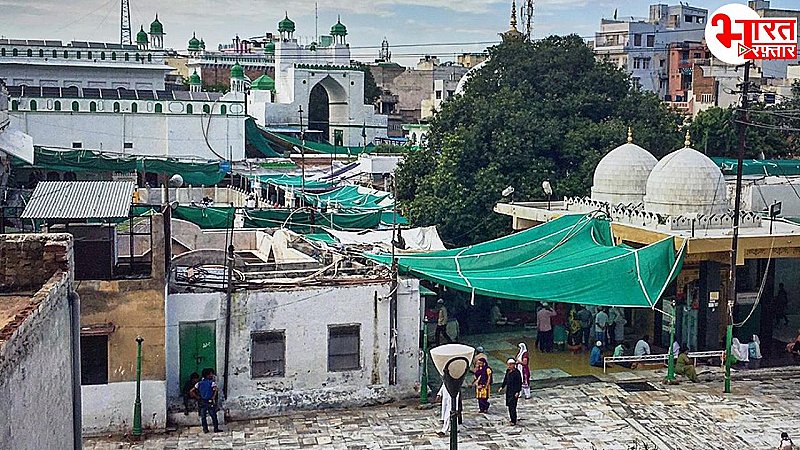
[705,3,797,65]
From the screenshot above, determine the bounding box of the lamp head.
[430,343,474,378]
[168,174,184,188]
[542,180,553,196]
[502,186,515,197]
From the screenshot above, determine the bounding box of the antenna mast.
[315,2,319,43]
[120,0,132,45]
[520,0,535,40]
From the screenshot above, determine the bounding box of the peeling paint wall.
[0,234,76,449]
[165,279,420,420]
[78,213,168,434]
[82,381,166,435]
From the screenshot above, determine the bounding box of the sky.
[0,0,797,66]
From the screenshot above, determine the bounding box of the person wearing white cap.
[589,340,603,367]
[498,358,523,425]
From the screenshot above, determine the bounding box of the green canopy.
[13,147,227,186]
[367,214,684,308]
[265,131,374,155]
[713,157,800,177]
[303,185,392,210]
[251,174,335,191]
[245,118,283,158]
[173,206,234,229]
[380,211,408,226]
[244,208,382,232]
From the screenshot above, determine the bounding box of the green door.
[179,321,217,395]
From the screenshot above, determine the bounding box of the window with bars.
[328,325,360,372]
[251,331,285,377]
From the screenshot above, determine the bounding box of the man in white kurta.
[436,383,461,435]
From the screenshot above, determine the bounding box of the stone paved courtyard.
[84,368,800,450]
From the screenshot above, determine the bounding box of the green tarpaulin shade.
[419,285,437,297]
[252,174,335,191]
[245,117,283,158]
[244,208,382,232]
[303,232,337,244]
[173,206,235,229]
[12,147,227,186]
[265,131,375,155]
[367,214,685,308]
[713,157,800,177]
[303,185,392,210]
[380,211,408,226]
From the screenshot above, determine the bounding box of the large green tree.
[395,35,683,246]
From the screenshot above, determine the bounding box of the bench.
[603,350,725,373]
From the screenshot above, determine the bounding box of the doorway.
[179,321,217,393]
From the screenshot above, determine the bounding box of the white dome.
[454,59,488,96]
[644,146,728,216]
[591,142,657,205]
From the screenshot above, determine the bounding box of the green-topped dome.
[188,70,201,86]
[230,61,245,79]
[150,14,163,34]
[278,13,295,33]
[200,39,206,49]
[264,41,275,54]
[188,33,200,51]
[136,26,149,44]
[251,74,275,91]
[331,17,347,36]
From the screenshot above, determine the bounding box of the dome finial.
[627,126,633,144]
[684,130,691,148]
[510,0,518,29]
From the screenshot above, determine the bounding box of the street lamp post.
[665,299,676,383]
[132,335,144,438]
[430,344,474,450]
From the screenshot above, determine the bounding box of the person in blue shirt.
[190,368,221,433]
[590,340,604,367]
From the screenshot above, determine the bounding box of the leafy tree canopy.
[351,60,382,105]
[395,35,684,246]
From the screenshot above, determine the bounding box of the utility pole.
[389,174,399,386]
[223,243,234,398]
[725,60,751,394]
[299,106,306,204]
[120,0,132,45]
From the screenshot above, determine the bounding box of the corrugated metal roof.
[21,181,135,219]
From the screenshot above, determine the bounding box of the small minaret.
[379,37,391,62]
[230,61,246,93]
[278,13,296,42]
[330,16,348,46]
[149,14,164,50]
[188,32,201,56]
[188,70,202,93]
[136,26,149,50]
[501,0,525,42]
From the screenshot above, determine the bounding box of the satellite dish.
[502,186,515,197]
[542,180,553,197]
[168,174,184,188]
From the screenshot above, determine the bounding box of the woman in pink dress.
[516,342,531,399]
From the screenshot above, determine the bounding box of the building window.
[633,34,642,46]
[76,51,81,59]
[220,105,227,115]
[54,100,61,111]
[101,52,105,60]
[131,102,138,113]
[11,100,18,111]
[155,103,162,113]
[71,101,79,112]
[693,52,702,59]
[124,53,129,61]
[112,102,120,113]
[89,101,97,112]
[701,93,713,104]
[660,59,666,68]
[124,142,134,149]
[26,49,32,57]
[80,335,109,385]
[697,16,704,24]
[328,325,360,372]
[147,54,152,62]
[202,104,210,114]
[72,142,82,149]
[112,52,117,61]
[29,99,37,111]
[633,58,641,69]
[12,49,18,57]
[186,104,193,114]
[685,15,692,23]
[52,50,57,58]
[64,50,68,58]
[646,35,655,47]
[435,91,442,100]
[135,53,140,62]
[251,331,286,378]
[642,58,651,70]
[87,51,92,59]
[0,48,5,56]
[38,49,44,57]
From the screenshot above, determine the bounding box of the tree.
[351,61,381,105]
[395,35,683,246]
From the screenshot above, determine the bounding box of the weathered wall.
[165,279,420,420]
[0,234,77,450]
[82,380,166,435]
[78,213,168,433]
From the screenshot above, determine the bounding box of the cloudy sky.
[0,0,796,65]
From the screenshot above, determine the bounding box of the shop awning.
[367,214,685,308]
